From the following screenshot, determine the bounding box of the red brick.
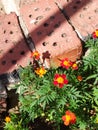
[20,0,82,67]
[56,0,98,37]
[0,13,30,74]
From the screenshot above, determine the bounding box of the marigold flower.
[77,75,83,81]
[92,29,98,38]
[5,116,11,123]
[53,74,68,88]
[35,67,47,77]
[72,63,78,70]
[62,110,76,126]
[31,50,40,60]
[60,58,72,69]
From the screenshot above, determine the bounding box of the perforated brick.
[56,0,98,37]
[20,0,82,67]
[0,13,30,74]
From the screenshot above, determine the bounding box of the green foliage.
[83,37,98,72]
[4,114,28,130]
[4,36,98,130]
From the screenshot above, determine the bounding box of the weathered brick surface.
[0,13,30,74]
[56,0,98,37]
[20,0,37,6]
[20,0,82,67]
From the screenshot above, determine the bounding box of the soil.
[0,113,70,130]
[0,112,6,130]
[28,118,70,130]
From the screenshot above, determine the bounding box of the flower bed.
[4,29,98,130]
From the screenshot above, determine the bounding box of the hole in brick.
[10,31,13,34]
[47,31,54,36]
[73,6,77,9]
[8,21,11,24]
[95,8,98,13]
[20,51,25,55]
[36,16,43,20]
[83,7,87,10]
[9,49,13,53]
[37,31,42,36]
[5,39,8,43]
[76,0,81,4]
[43,23,49,27]
[34,8,39,11]
[4,30,6,34]
[2,60,6,65]
[54,23,60,28]
[29,14,32,18]
[0,49,3,53]
[53,42,57,46]
[34,21,38,25]
[45,7,51,11]
[42,42,48,46]
[79,14,84,18]
[11,60,17,64]
[61,33,67,38]
[88,16,92,19]
[50,16,55,20]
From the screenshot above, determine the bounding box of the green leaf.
[86,74,98,81]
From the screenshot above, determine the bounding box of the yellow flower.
[60,58,72,69]
[53,74,68,88]
[95,30,98,37]
[72,63,78,70]
[5,116,11,123]
[35,67,47,77]
[92,29,98,38]
[62,110,76,126]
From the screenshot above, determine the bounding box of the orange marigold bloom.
[72,63,78,70]
[62,110,76,126]
[77,75,83,81]
[53,74,68,88]
[5,116,11,123]
[92,29,98,38]
[35,67,47,77]
[31,50,40,60]
[60,58,72,69]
